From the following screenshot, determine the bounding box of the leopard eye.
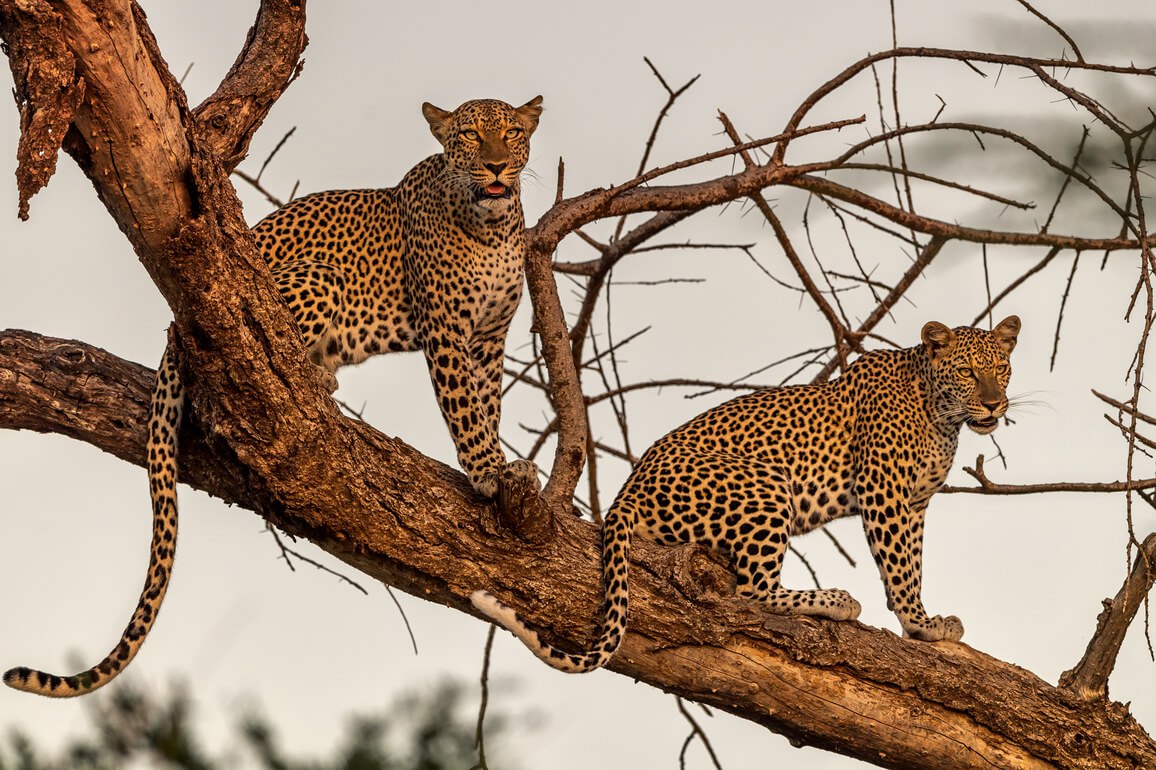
[996,363,1010,375]
[957,366,973,378]
[504,127,523,140]
[460,129,480,141]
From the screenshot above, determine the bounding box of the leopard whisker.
[1006,392,1054,415]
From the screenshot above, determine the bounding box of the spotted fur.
[5,97,544,697]
[474,316,1021,672]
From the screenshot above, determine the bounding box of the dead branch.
[942,454,1156,495]
[1060,533,1156,700]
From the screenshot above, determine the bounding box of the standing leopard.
[474,316,1021,672]
[5,96,543,697]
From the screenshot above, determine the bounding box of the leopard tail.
[4,344,183,697]
[470,498,636,673]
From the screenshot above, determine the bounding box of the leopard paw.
[472,473,500,498]
[822,590,862,621]
[314,365,339,394]
[904,614,964,642]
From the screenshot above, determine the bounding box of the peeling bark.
[3,0,84,219]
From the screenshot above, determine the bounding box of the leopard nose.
[981,397,1005,413]
[484,162,507,176]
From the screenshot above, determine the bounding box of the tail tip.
[2,667,28,688]
[470,589,503,614]
[470,590,526,636]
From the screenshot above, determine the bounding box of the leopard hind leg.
[643,450,861,623]
[272,260,346,392]
[726,476,862,622]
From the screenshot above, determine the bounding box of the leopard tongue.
[485,183,506,195]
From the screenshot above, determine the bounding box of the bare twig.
[1050,253,1080,371]
[1013,0,1084,62]
[676,697,725,770]
[790,545,823,590]
[942,455,1156,495]
[822,528,858,568]
[471,626,497,770]
[265,524,368,595]
[265,525,421,656]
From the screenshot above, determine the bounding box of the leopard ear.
[516,95,543,138]
[422,102,453,145]
[921,321,956,360]
[992,315,1021,354]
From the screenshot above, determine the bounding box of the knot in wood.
[496,459,551,544]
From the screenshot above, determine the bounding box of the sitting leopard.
[473,315,1021,672]
[5,96,544,697]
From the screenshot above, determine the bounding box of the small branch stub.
[1060,533,1156,700]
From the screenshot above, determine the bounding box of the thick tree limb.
[2,328,1155,769]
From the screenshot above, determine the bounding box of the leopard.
[5,96,544,697]
[473,315,1021,672]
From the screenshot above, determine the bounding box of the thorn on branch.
[555,156,565,205]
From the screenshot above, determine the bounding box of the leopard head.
[921,315,1020,435]
[421,96,543,208]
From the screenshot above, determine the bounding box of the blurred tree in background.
[0,678,509,770]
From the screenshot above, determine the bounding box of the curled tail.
[471,500,636,673]
[5,345,184,697]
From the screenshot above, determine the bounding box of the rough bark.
[1,2,1155,769]
[3,328,1155,769]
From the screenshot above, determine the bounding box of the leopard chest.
[908,428,960,509]
[453,232,526,339]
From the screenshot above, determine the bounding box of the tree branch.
[942,454,1156,495]
[1060,533,1156,700]
[2,329,1154,769]
[190,0,307,171]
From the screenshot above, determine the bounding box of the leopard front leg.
[471,334,539,502]
[420,332,506,497]
[857,476,963,641]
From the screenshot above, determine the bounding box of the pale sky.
[2,2,1155,768]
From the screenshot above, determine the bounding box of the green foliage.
[0,678,510,770]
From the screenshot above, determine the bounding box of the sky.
[2,1,1156,768]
